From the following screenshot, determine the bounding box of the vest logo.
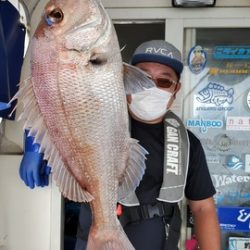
[214,46,250,59]
[166,126,180,175]
[145,47,174,58]
[212,174,250,188]
[166,118,180,128]
[186,118,223,133]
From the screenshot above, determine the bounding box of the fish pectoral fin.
[117,138,148,200]
[123,62,156,94]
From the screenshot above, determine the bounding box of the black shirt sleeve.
[185,130,216,201]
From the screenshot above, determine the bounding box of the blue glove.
[19,129,51,189]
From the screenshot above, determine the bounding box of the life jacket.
[118,110,190,250]
[119,110,190,205]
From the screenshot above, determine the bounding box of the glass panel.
[183,28,250,250]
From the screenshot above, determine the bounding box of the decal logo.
[212,174,250,188]
[247,91,250,109]
[186,118,223,133]
[245,155,250,173]
[225,155,244,170]
[237,209,250,223]
[188,45,207,74]
[206,154,220,164]
[201,135,250,151]
[226,116,250,131]
[196,83,234,106]
[217,134,231,152]
[214,46,250,59]
[229,237,250,250]
[218,207,250,232]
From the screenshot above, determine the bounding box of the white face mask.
[128,87,172,121]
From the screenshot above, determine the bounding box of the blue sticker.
[226,155,244,170]
[196,82,234,106]
[188,45,207,74]
[218,206,250,231]
[214,46,250,59]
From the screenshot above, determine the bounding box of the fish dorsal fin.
[118,138,148,200]
[10,78,93,202]
[123,62,156,94]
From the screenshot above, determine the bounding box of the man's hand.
[19,130,51,189]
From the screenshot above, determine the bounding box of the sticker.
[212,174,250,188]
[214,134,250,149]
[206,154,220,164]
[247,91,250,110]
[188,45,207,74]
[229,237,250,250]
[216,134,231,152]
[227,117,250,131]
[215,191,250,205]
[186,118,223,133]
[245,155,250,173]
[225,155,244,171]
[218,206,250,231]
[196,82,234,106]
[209,67,250,75]
[213,46,250,59]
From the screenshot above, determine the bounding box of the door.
[182,27,250,250]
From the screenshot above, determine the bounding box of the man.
[20,40,221,250]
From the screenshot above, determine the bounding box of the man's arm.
[189,197,221,250]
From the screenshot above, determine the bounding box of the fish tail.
[87,226,135,250]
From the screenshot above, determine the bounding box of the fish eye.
[89,54,107,66]
[45,8,64,26]
[90,58,106,65]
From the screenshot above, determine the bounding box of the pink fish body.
[13,0,147,249]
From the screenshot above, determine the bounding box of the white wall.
[0,156,62,250]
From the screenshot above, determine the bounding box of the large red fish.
[11,0,152,249]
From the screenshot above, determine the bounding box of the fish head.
[32,0,120,67]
